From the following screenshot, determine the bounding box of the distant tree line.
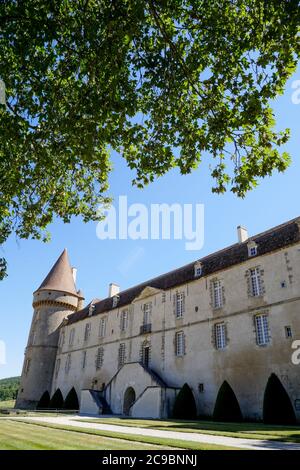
[0,377,20,401]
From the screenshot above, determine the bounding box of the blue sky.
[1,68,300,380]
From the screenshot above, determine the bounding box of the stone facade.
[16,218,300,421]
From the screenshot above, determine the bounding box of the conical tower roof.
[35,249,78,296]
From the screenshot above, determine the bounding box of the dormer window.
[194,262,203,277]
[112,295,119,308]
[248,241,258,257]
[88,303,95,316]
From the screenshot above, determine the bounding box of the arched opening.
[64,387,79,410]
[213,381,243,422]
[49,388,64,409]
[37,391,50,409]
[172,383,197,419]
[123,387,136,416]
[263,373,296,424]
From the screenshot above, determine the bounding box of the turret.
[16,249,80,409]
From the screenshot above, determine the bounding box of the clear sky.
[1,67,300,380]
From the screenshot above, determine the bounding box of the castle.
[16,217,300,422]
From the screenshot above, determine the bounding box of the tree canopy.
[0,1,299,278]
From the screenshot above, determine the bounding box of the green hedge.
[172,383,197,420]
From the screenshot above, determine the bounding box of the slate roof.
[35,248,79,297]
[66,217,300,325]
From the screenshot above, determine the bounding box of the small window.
[118,343,126,368]
[89,303,95,316]
[24,358,31,375]
[249,246,257,256]
[82,351,87,369]
[120,310,128,332]
[95,347,104,370]
[248,243,258,257]
[255,314,270,346]
[69,328,75,346]
[55,358,61,378]
[198,383,204,393]
[59,331,65,348]
[285,326,292,339]
[99,317,107,338]
[30,330,36,346]
[212,280,223,309]
[65,354,72,374]
[250,267,263,297]
[175,331,185,356]
[112,295,119,308]
[194,262,203,277]
[141,342,151,368]
[84,323,91,342]
[214,323,227,349]
[175,292,185,318]
[143,303,152,325]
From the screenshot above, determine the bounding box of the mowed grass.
[0,400,15,409]
[0,420,180,450]
[0,419,239,450]
[77,417,300,443]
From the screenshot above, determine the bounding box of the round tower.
[16,249,81,409]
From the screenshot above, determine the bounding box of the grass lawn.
[0,400,15,409]
[77,417,300,443]
[0,420,181,450]
[0,419,239,450]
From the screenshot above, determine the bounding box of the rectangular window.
[120,310,128,332]
[118,343,126,368]
[30,330,36,346]
[255,314,270,346]
[175,292,185,318]
[99,317,107,338]
[59,331,65,348]
[65,353,72,374]
[82,351,87,369]
[143,303,152,325]
[84,323,91,342]
[95,347,104,370]
[250,267,262,297]
[24,358,31,375]
[249,246,257,257]
[285,326,292,339]
[55,358,61,378]
[69,328,75,346]
[175,331,185,356]
[214,323,227,349]
[213,280,223,308]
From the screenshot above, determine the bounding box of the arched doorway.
[123,387,136,415]
[263,373,296,424]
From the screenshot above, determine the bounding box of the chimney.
[237,226,248,243]
[109,283,120,297]
[72,267,77,284]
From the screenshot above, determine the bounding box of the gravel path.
[8,415,300,450]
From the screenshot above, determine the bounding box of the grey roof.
[35,249,79,297]
[67,216,300,325]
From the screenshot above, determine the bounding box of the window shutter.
[182,293,185,315]
[173,294,176,316]
[211,324,216,349]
